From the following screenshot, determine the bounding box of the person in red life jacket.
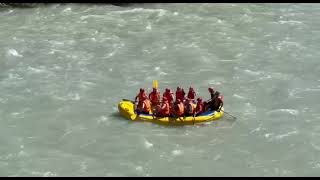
[163,88,174,105]
[149,87,160,107]
[173,99,185,117]
[157,97,170,117]
[184,98,195,116]
[135,88,147,102]
[136,95,152,114]
[187,86,196,102]
[195,97,204,116]
[175,86,186,102]
[134,88,148,111]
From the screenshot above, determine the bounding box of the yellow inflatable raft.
[118,99,224,125]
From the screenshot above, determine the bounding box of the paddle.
[192,113,196,125]
[153,80,158,89]
[220,109,237,119]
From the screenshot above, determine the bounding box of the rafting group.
[134,86,224,117]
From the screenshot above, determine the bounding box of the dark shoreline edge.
[0,3,132,8]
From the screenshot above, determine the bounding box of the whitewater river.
[0,3,320,176]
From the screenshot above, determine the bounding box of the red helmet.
[208,87,215,93]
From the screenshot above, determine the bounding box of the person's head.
[177,86,181,91]
[165,88,170,92]
[152,88,157,92]
[197,97,202,102]
[140,88,145,93]
[189,86,194,91]
[208,87,215,93]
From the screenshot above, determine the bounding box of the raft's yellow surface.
[118,100,224,125]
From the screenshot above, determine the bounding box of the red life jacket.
[163,92,174,104]
[136,92,147,102]
[185,102,194,115]
[143,99,151,113]
[174,102,185,116]
[149,91,160,105]
[195,102,204,114]
[175,90,185,101]
[187,91,195,100]
[160,101,170,116]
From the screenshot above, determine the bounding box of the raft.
[118,99,224,125]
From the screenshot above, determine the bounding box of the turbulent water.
[1,3,320,176]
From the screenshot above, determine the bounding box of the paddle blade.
[153,80,158,89]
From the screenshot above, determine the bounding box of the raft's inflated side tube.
[118,100,224,125]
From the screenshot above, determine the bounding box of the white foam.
[135,166,143,171]
[172,150,183,156]
[159,71,168,76]
[233,94,246,100]
[48,40,64,46]
[68,93,80,101]
[244,69,262,76]
[7,49,23,57]
[146,23,152,30]
[80,161,87,172]
[173,12,179,16]
[274,131,298,140]
[144,140,153,149]
[311,143,320,151]
[154,67,160,71]
[264,133,274,138]
[114,8,167,16]
[278,20,303,25]
[27,66,46,74]
[31,171,57,177]
[213,154,221,161]
[97,116,108,124]
[267,109,299,116]
[18,150,28,157]
[43,171,57,177]
[250,126,261,134]
[63,7,71,12]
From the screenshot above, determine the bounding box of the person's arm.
[218,101,223,112]
[142,102,145,111]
